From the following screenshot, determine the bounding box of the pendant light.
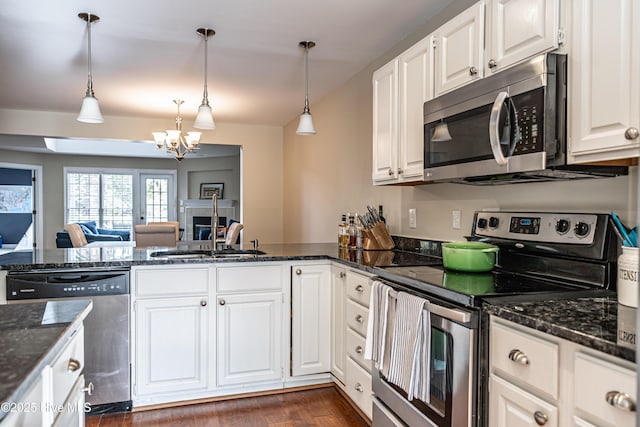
[77,13,104,123]
[296,41,317,135]
[193,28,216,130]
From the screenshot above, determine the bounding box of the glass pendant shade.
[194,103,215,129]
[296,112,316,135]
[431,122,452,142]
[77,95,104,123]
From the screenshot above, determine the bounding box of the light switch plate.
[409,208,417,228]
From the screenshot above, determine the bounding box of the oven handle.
[385,285,472,324]
[489,91,510,166]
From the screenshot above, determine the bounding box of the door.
[331,265,347,384]
[372,59,398,183]
[490,376,558,427]
[139,173,176,224]
[134,296,208,396]
[217,292,282,386]
[434,2,485,96]
[291,264,331,376]
[487,0,559,74]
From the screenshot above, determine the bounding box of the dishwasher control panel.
[6,270,130,300]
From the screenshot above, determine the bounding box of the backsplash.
[392,235,443,257]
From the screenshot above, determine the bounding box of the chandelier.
[152,100,201,162]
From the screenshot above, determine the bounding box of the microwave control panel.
[473,211,598,245]
[512,89,545,155]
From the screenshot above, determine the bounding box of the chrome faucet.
[211,193,219,247]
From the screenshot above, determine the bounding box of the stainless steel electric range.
[371,211,619,427]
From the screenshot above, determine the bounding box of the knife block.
[365,222,395,250]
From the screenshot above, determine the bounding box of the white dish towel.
[364,280,392,370]
[386,291,431,403]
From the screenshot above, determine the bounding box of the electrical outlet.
[409,208,417,228]
[452,210,461,229]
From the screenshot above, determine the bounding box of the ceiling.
[0,0,453,128]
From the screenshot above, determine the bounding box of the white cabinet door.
[291,264,331,376]
[397,34,433,181]
[434,2,485,96]
[490,376,558,427]
[372,59,399,183]
[486,0,560,74]
[134,296,209,397]
[331,265,347,383]
[568,0,640,162]
[217,292,282,386]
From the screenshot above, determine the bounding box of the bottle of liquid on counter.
[355,213,364,249]
[348,214,358,249]
[338,214,348,248]
[378,205,386,224]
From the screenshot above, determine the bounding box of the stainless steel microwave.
[423,53,625,184]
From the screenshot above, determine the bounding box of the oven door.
[372,305,477,427]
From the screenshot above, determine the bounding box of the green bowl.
[442,241,498,272]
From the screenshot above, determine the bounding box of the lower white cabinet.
[330,265,347,384]
[291,264,331,377]
[490,375,558,427]
[216,292,282,386]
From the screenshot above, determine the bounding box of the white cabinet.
[216,264,284,387]
[131,266,210,400]
[216,292,282,386]
[291,264,331,377]
[373,34,433,185]
[490,375,558,427]
[486,0,560,75]
[434,2,485,96]
[568,0,640,163]
[330,265,347,384]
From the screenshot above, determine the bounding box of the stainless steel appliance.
[6,269,131,414]
[422,53,626,184]
[372,211,618,427]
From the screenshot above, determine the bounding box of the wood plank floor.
[85,387,369,427]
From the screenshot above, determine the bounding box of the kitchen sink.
[150,249,266,259]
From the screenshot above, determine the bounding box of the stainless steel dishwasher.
[6,269,131,414]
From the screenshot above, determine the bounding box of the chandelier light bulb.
[77,13,104,124]
[296,41,317,135]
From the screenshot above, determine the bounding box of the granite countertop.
[0,300,93,422]
[484,296,636,363]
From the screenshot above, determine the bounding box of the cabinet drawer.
[217,265,282,293]
[346,357,372,419]
[135,267,209,296]
[489,376,558,427]
[490,320,558,400]
[51,326,85,411]
[574,351,636,427]
[347,328,372,373]
[346,299,369,338]
[346,272,371,307]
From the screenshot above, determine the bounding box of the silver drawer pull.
[625,127,639,140]
[355,345,363,354]
[83,382,95,396]
[295,269,302,275]
[355,315,364,323]
[219,299,226,306]
[355,285,364,292]
[533,410,548,426]
[606,391,636,412]
[354,383,364,392]
[340,272,346,278]
[200,300,207,307]
[508,349,529,365]
[67,358,81,372]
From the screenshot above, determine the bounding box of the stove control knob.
[574,222,590,237]
[555,219,570,234]
[477,218,488,229]
[489,217,500,228]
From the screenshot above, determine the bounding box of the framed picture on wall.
[199,183,224,199]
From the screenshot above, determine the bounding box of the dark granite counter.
[0,300,92,421]
[484,296,636,363]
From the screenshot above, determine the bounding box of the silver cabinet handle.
[355,314,364,323]
[83,382,95,396]
[355,345,363,354]
[340,271,346,278]
[397,168,403,175]
[533,411,548,426]
[488,59,497,69]
[606,391,637,412]
[295,269,302,275]
[200,300,207,307]
[355,285,364,293]
[625,127,639,140]
[388,169,394,176]
[508,349,530,365]
[469,66,478,75]
[219,299,226,306]
[354,383,364,392]
[67,358,81,372]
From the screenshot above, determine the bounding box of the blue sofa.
[56,221,131,248]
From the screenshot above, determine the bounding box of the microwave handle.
[489,91,509,166]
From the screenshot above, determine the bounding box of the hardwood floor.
[85,386,369,427]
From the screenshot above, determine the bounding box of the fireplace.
[192,216,226,240]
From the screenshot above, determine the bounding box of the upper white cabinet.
[486,0,560,75]
[434,2,485,96]
[373,34,433,185]
[568,0,640,163]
